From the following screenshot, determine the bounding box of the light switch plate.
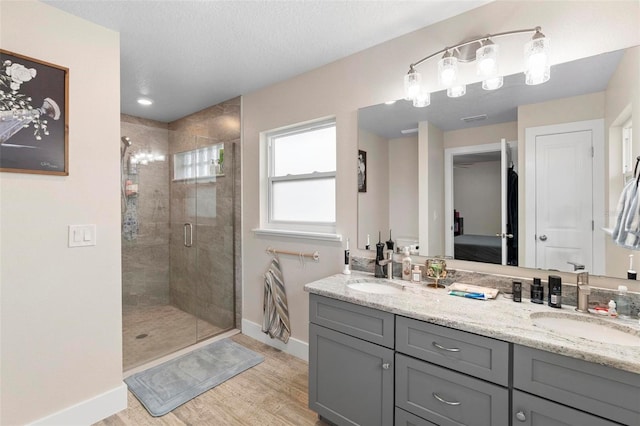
[68,225,96,247]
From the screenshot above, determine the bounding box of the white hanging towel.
[613,178,640,249]
[262,256,291,343]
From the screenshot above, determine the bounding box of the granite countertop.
[304,271,640,375]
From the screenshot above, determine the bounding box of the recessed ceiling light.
[400,128,419,135]
[137,98,153,106]
[384,100,397,105]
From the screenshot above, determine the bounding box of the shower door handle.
[184,223,193,247]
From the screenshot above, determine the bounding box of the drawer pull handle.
[515,411,526,422]
[432,342,461,352]
[382,362,390,370]
[433,392,461,406]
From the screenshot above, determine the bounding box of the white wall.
[0,1,124,425]
[242,0,640,352]
[388,135,418,245]
[357,129,389,250]
[454,161,501,235]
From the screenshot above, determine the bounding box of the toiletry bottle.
[512,281,522,302]
[401,247,412,281]
[628,255,637,280]
[615,285,630,318]
[386,230,394,251]
[548,275,562,308]
[608,300,618,318]
[411,265,422,283]
[531,277,543,304]
[365,234,370,250]
[342,239,351,275]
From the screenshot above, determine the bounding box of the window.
[264,119,336,235]
[622,118,633,176]
[173,143,224,181]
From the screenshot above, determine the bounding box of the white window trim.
[255,117,340,241]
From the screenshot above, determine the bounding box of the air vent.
[401,128,419,135]
[461,114,488,123]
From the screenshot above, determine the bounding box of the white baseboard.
[28,382,127,426]
[242,319,309,362]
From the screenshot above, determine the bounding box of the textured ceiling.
[44,0,490,123]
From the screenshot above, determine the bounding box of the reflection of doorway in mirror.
[444,141,518,266]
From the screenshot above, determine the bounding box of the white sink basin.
[347,282,404,295]
[531,312,640,346]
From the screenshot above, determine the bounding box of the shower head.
[121,136,132,159]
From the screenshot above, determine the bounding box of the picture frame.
[358,149,367,193]
[0,49,69,175]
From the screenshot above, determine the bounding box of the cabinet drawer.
[396,316,509,386]
[512,390,621,426]
[513,345,640,426]
[309,294,394,348]
[395,407,437,426]
[396,353,509,426]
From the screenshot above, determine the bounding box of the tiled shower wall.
[168,97,242,330]
[120,115,170,306]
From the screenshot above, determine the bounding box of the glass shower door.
[194,136,235,340]
[170,134,235,343]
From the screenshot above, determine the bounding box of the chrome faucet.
[375,246,393,278]
[575,271,590,313]
[567,261,585,271]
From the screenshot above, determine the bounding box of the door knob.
[382,362,390,370]
[515,411,526,422]
[539,234,547,241]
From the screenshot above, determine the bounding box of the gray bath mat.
[125,338,264,416]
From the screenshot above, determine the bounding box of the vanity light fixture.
[404,26,549,106]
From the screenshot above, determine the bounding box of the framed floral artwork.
[0,49,69,175]
[358,149,367,192]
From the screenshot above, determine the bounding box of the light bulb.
[412,90,431,108]
[476,43,499,77]
[404,70,422,101]
[482,76,503,90]
[438,54,458,87]
[447,85,466,98]
[524,33,550,85]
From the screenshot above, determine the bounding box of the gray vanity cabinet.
[512,391,621,426]
[513,345,640,426]
[308,295,394,426]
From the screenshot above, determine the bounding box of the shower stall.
[120,104,239,371]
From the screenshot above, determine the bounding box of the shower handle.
[184,223,193,247]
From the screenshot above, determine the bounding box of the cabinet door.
[309,323,394,426]
[512,390,621,426]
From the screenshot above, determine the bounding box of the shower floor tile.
[123,304,225,370]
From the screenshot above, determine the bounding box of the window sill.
[253,228,342,242]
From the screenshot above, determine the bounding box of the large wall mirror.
[358,46,639,280]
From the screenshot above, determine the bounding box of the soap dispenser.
[401,247,412,281]
[411,265,422,283]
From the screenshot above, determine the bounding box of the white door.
[500,138,508,265]
[532,130,593,271]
